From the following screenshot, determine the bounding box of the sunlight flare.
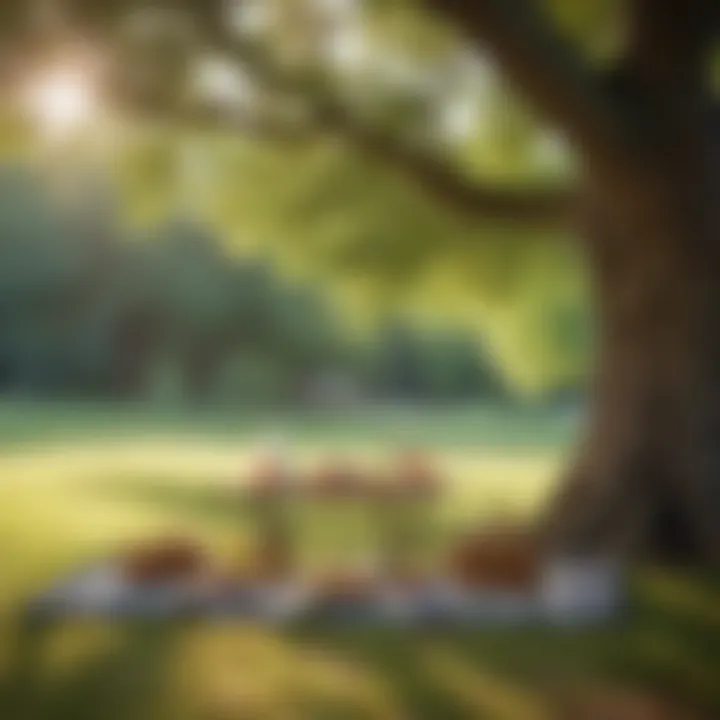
[25,66,97,139]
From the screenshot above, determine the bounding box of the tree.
[4,1,719,565]
[368,318,506,401]
[419,0,720,567]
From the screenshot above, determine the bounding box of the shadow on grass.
[11,476,720,718]
[0,619,181,720]
[2,621,550,720]
[3,573,719,720]
[281,572,720,718]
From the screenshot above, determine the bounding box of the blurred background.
[0,0,592,409]
[0,1,717,719]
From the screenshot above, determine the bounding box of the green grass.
[0,401,718,719]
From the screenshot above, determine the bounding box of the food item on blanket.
[245,443,294,500]
[313,568,378,601]
[120,536,211,585]
[248,536,297,582]
[215,551,257,588]
[447,525,540,592]
[380,568,437,597]
[388,449,441,499]
[310,457,368,499]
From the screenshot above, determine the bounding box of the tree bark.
[539,0,720,568]
[543,131,720,566]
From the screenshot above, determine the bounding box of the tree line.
[0,165,508,405]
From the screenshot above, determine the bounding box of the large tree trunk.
[545,147,720,566]
[535,0,720,568]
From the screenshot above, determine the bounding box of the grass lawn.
[0,400,718,719]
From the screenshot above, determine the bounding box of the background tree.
[0,164,512,405]
[1,0,717,565]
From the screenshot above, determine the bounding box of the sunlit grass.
[0,402,718,719]
[0,436,561,619]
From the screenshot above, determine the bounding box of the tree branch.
[60,0,574,228]
[184,16,574,228]
[318,118,574,227]
[421,0,622,162]
[184,98,573,227]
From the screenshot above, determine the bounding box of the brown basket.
[447,525,540,593]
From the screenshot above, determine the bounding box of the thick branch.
[186,19,574,227]
[186,97,573,226]
[422,0,622,162]
[327,125,573,226]
[53,0,575,228]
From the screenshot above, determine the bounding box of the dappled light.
[0,0,719,717]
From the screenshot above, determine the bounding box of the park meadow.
[1,401,718,719]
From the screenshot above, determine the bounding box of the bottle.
[377,449,442,586]
[304,457,372,580]
[244,439,296,584]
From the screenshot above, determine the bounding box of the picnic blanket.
[27,558,622,626]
